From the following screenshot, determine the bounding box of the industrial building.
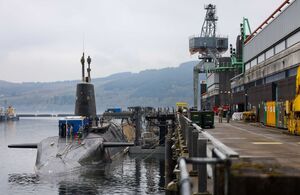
[201,58,235,110]
[189,0,300,120]
[231,0,300,114]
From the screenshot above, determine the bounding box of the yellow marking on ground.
[221,137,246,140]
[252,142,283,145]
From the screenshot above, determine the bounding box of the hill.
[0,61,205,113]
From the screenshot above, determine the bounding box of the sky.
[0,0,284,82]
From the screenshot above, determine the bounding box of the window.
[266,47,274,59]
[251,58,257,67]
[265,71,285,84]
[258,53,265,64]
[275,41,285,54]
[287,66,298,77]
[245,62,250,71]
[287,31,300,48]
[217,39,225,48]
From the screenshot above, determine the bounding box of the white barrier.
[231,112,243,121]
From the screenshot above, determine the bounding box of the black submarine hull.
[35,122,129,175]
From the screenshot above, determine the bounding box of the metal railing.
[176,114,239,195]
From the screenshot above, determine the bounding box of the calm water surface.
[0,118,165,195]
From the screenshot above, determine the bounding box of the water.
[0,118,165,195]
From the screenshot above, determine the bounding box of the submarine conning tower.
[75,53,97,118]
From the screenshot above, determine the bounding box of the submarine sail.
[75,53,96,118]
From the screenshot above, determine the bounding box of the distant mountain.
[0,61,205,113]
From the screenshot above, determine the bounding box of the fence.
[175,114,239,195]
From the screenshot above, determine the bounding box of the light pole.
[245,91,248,111]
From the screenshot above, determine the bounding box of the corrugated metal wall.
[232,91,245,105]
[246,76,296,108]
[203,95,219,110]
[207,73,219,90]
[244,0,300,62]
[248,83,273,106]
[278,76,296,101]
[219,71,235,105]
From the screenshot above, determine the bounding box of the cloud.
[0,0,284,82]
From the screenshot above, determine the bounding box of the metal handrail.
[178,158,192,195]
[185,157,223,164]
[189,34,229,39]
[175,114,240,195]
[213,148,227,160]
[182,115,239,158]
[178,154,230,195]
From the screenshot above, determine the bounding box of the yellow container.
[293,95,300,112]
[176,102,188,112]
[266,101,276,127]
[296,119,300,135]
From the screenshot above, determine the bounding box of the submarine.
[8,53,134,175]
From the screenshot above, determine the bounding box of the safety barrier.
[175,114,239,195]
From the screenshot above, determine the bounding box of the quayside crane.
[189,4,228,109]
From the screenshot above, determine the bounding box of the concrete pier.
[175,114,300,195]
[211,120,300,194]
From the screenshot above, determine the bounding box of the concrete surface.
[210,119,300,194]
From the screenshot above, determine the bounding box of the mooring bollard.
[198,135,207,193]
[192,129,199,171]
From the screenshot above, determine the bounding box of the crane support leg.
[193,61,205,110]
[194,68,199,109]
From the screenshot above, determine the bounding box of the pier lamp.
[245,92,248,111]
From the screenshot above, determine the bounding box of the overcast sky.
[0,0,284,82]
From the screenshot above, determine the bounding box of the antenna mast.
[80,53,85,82]
[87,56,92,82]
